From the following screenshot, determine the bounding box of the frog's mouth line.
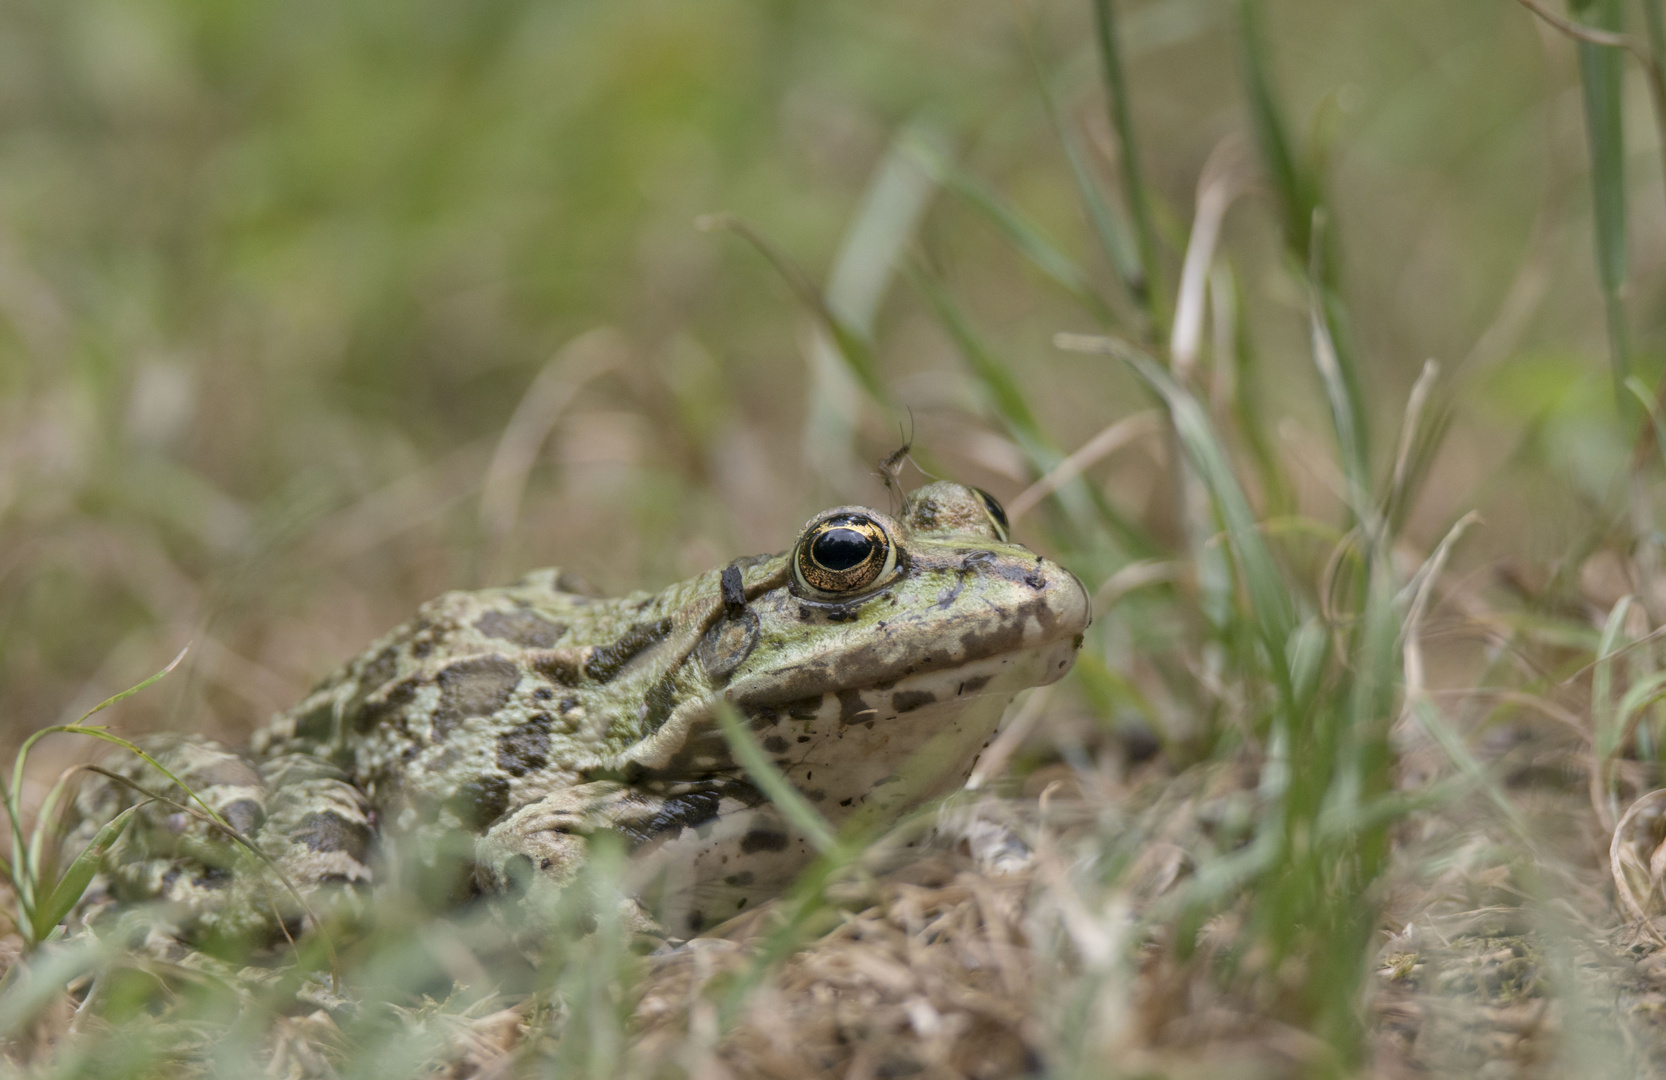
[625,635,1083,779]
[732,594,1086,715]
[731,632,1084,732]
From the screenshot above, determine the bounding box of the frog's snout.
[1014,552,1092,641]
[1024,556,1091,685]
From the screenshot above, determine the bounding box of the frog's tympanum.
[74,482,1090,942]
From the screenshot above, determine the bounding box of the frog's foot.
[471,781,663,941]
[72,738,375,946]
[472,778,788,941]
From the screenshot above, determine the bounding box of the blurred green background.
[0,0,1641,760]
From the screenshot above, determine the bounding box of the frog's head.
[624,480,1089,795]
[607,482,1091,929]
[724,480,1090,716]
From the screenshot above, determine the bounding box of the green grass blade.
[1092,0,1166,328]
[910,266,1044,446]
[1594,597,1634,763]
[1625,375,1666,471]
[1238,0,1313,260]
[1238,3,1369,488]
[808,121,945,486]
[1062,333,1297,692]
[1308,279,1371,516]
[1012,8,1143,300]
[3,646,188,920]
[1385,361,1454,536]
[917,271,1156,557]
[1570,0,1632,410]
[910,145,1115,324]
[10,645,190,811]
[698,213,892,407]
[30,803,141,943]
[713,701,838,856]
[1612,668,1666,744]
[1061,126,1143,305]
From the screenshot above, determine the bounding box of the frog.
[71,481,1090,944]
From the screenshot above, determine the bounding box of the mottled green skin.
[75,482,1089,940]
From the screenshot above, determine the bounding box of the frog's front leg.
[471,781,664,937]
[473,778,783,940]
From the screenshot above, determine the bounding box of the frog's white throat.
[619,635,1078,936]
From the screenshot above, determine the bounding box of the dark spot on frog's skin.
[825,608,858,623]
[740,829,789,853]
[697,608,760,681]
[221,798,266,836]
[558,697,580,714]
[449,775,511,831]
[433,657,522,739]
[636,790,725,842]
[643,673,679,729]
[933,578,965,609]
[762,736,788,753]
[291,811,374,863]
[736,898,748,909]
[584,618,672,682]
[724,870,755,886]
[797,735,811,743]
[496,715,552,777]
[840,798,853,807]
[353,679,418,734]
[784,696,821,721]
[474,609,567,649]
[293,700,335,741]
[720,563,747,616]
[687,910,705,932]
[533,653,581,685]
[958,675,991,696]
[411,638,433,659]
[358,646,401,696]
[533,686,553,701]
[193,865,234,890]
[1073,633,1085,650]
[837,689,873,726]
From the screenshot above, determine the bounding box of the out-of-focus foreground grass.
[2,0,1665,1075]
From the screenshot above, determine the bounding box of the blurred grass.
[4,0,1666,1075]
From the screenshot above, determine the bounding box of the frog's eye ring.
[794,514,898,596]
[973,487,1010,543]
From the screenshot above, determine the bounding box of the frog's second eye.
[795,515,897,595]
[973,488,1010,542]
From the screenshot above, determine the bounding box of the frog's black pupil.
[976,488,1009,531]
[812,528,873,571]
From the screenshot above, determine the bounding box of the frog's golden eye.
[973,487,1010,542]
[794,515,897,596]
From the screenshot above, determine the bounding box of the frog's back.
[251,567,679,821]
